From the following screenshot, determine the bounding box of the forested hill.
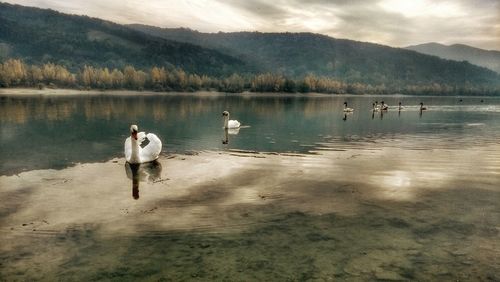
[0,2,249,75]
[406,43,500,74]
[130,24,500,87]
[0,2,499,93]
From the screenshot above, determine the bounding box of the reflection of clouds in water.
[371,169,452,200]
[371,170,412,200]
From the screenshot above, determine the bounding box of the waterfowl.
[124,125,162,164]
[343,102,354,112]
[372,102,380,112]
[374,101,381,111]
[398,102,403,111]
[381,101,388,111]
[420,102,427,111]
[222,111,241,129]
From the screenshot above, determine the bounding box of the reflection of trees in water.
[0,94,359,125]
[0,95,222,124]
[124,160,162,200]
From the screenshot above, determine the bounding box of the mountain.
[0,2,499,90]
[406,43,500,74]
[129,24,500,87]
[0,2,249,75]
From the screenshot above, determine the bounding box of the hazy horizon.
[4,0,499,51]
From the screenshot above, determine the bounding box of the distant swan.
[380,101,388,111]
[372,103,380,112]
[343,102,354,112]
[222,111,241,129]
[398,102,404,111]
[420,102,427,111]
[124,124,162,164]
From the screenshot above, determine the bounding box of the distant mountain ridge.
[406,43,500,74]
[129,24,500,87]
[0,2,499,92]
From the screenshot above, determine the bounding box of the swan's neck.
[130,137,141,163]
[224,115,229,128]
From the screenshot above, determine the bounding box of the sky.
[5,0,500,50]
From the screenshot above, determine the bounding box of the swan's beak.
[132,132,138,140]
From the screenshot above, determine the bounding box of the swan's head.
[420,102,424,106]
[130,124,138,140]
[222,111,229,117]
[343,102,347,105]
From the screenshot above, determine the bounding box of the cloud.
[4,0,499,50]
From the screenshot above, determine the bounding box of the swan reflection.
[342,112,352,121]
[222,128,240,144]
[124,160,162,200]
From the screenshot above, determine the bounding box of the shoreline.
[0,87,495,98]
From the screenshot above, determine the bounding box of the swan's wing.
[137,132,147,144]
[124,137,132,162]
[140,133,162,162]
[228,120,240,128]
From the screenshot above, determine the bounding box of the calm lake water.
[1,93,499,174]
[0,92,499,281]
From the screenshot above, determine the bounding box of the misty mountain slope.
[129,24,500,86]
[0,2,249,75]
[0,2,498,88]
[406,43,500,74]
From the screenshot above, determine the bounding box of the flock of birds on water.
[124,98,486,164]
[342,100,426,113]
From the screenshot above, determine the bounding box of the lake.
[0,92,499,280]
[1,93,499,174]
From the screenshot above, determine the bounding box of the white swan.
[372,103,380,112]
[222,111,241,129]
[124,125,162,164]
[420,102,427,111]
[380,101,388,111]
[343,102,354,112]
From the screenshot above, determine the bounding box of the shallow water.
[0,92,499,281]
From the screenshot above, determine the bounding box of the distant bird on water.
[222,111,241,129]
[380,101,388,111]
[343,102,354,112]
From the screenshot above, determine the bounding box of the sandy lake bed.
[1,146,499,281]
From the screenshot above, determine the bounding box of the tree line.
[0,59,498,95]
